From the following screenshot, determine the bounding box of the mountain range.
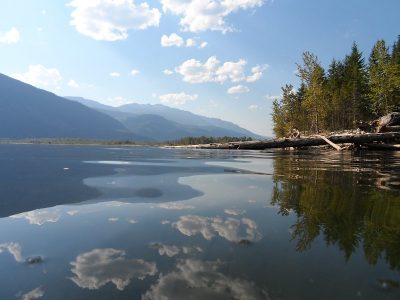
[0,73,263,141]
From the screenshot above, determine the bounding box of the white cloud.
[0,27,20,44]
[67,79,79,88]
[109,72,121,77]
[20,287,44,300]
[70,248,157,290]
[163,69,174,75]
[11,65,62,88]
[176,56,264,84]
[68,0,161,41]
[161,0,265,33]
[199,41,207,48]
[0,242,23,262]
[143,259,268,300]
[216,59,247,83]
[161,33,184,47]
[185,38,196,47]
[246,64,268,82]
[11,209,61,226]
[130,69,140,76]
[248,104,258,110]
[173,215,262,243]
[265,94,281,101]
[227,85,249,94]
[159,92,198,106]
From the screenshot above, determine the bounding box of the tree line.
[167,136,253,145]
[272,36,400,137]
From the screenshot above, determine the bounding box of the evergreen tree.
[271,98,287,137]
[297,52,327,133]
[368,40,393,115]
[326,58,346,130]
[343,43,370,123]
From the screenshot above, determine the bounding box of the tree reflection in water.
[270,150,400,271]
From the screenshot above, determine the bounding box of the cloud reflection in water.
[142,259,269,300]
[19,287,44,300]
[0,242,23,262]
[70,248,157,290]
[10,209,61,225]
[173,215,262,243]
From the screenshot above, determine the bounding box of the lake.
[0,144,399,300]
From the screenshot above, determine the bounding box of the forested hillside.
[272,36,400,137]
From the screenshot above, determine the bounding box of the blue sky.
[0,0,399,136]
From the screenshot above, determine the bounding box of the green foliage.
[271,36,400,137]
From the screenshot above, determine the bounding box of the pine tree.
[343,43,370,123]
[326,58,346,130]
[271,99,287,137]
[297,52,327,133]
[368,40,398,115]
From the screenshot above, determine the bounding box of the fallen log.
[187,132,400,150]
[317,135,343,151]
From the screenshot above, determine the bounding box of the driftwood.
[317,135,343,151]
[185,132,400,150]
[357,112,400,132]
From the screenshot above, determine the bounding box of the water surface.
[0,144,399,299]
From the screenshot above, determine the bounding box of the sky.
[0,0,399,136]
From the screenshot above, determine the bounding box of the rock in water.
[26,256,43,264]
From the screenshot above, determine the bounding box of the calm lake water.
[0,144,399,300]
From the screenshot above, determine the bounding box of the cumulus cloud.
[0,242,23,262]
[109,72,121,77]
[70,248,157,290]
[163,69,174,75]
[0,27,20,44]
[173,215,262,243]
[67,0,161,41]
[130,69,140,76]
[247,65,268,82]
[185,38,196,47]
[11,210,61,226]
[159,93,198,106]
[227,85,249,94]
[67,79,79,88]
[175,56,265,84]
[161,0,265,33]
[265,94,281,101]
[161,33,184,47]
[11,65,62,88]
[20,287,44,300]
[248,104,258,110]
[161,33,202,48]
[199,41,207,48]
[142,259,268,300]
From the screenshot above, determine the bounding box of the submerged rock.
[25,256,43,265]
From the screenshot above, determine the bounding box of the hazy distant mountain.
[0,74,146,140]
[118,102,261,138]
[68,97,265,141]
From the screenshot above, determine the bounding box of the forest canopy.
[272,36,400,137]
